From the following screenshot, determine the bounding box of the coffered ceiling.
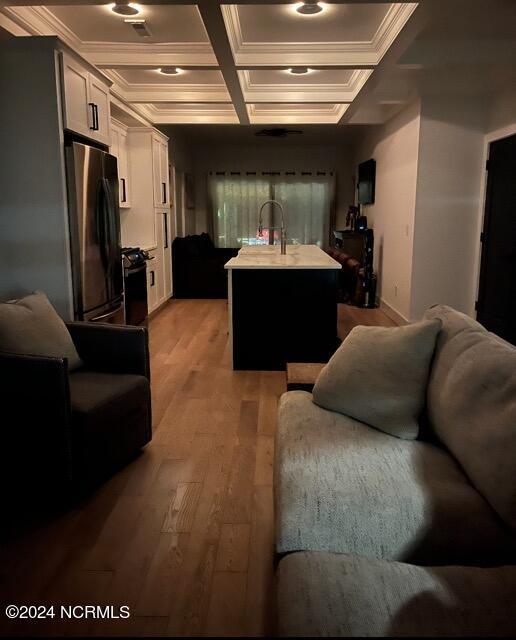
[0,1,419,125]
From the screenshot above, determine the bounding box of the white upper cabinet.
[61,52,111,146]
[110,120,131,208]
[88,75,111,145]
[152,134,170,207]
[61,54,90,139]
[160,140,170,206]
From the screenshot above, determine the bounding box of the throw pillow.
[0,291,82,370]
[312,319,442,439]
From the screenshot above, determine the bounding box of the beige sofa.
[274,305,516,637]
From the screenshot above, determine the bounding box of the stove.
[121,247,150,325]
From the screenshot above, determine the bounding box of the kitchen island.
[225,244,341,370]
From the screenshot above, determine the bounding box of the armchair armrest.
[66,322,150,379]
[0,352,74,502]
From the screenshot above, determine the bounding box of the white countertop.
[224,244,341,270]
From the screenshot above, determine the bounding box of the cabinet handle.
[163,212,168,249]
[94,104,99,131]
[121,178,126,203]
[89,102,96,130]
[150,270,155,287]
[162,182,167,204]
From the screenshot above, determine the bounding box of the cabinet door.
[157,210,172,300]
[61,53,92,138]
[160,141,170,206]
[146,253,159,313]
[152,135,162,207]
[118,129,131,208]
[89,75,111,145]
[110,124,120,158]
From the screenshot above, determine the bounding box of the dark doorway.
[477,133,516,344]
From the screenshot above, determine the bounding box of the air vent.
[255,128,303,138]
[124,18,151,37]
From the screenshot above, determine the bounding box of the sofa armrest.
[213,247,239,260]
[66,322,150,379]
[0,352,74,501]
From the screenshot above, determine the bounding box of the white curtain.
[210,175,271,248]
[209,173,334,248]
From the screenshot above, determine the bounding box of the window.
[209,172,334,248]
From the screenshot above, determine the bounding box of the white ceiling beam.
[198,2,249,124]
[340,2,429,123]
[2,1,414,5]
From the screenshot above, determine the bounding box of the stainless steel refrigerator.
[65,141,124,323]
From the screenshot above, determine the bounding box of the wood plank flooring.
[0,299,394,638]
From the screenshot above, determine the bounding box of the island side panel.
[231,268,339,371]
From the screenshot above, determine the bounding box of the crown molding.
[2,6,217,67]
[238,68,373,102]
[105,69,230,102]
[3,7,82,48]
[247,103,349,124]
[372,3,418,57]
[222,3,418,66]
[83,41,217,67]
[144,103,239,124]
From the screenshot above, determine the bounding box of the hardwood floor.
[0,300,394,638]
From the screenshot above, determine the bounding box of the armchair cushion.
[313,319,442,439]
[69,370,151,481]
[66,322,149,379]
[0,291,82,370]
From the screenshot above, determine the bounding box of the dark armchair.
[1,322,152,508]
[172,233,238,298]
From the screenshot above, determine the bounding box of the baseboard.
[380,299,409,326]
[147,296,172,320]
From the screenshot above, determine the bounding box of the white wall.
[410,96,487,319]
[354,100,421,321]
[485,87,516,136]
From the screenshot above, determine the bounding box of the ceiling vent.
[255,128,303,138]
[124,18,151,37]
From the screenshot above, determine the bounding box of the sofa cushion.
[69,370,151,475]
[0,291,82,371]
[424,305,516,529]
[277,552,516,637]
[275,391,516,564]
[312,319,441,439]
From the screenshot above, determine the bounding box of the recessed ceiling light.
[287,67,311,75]
[157,67,184,75]
[293,1,325,16]
[110,2,141,17]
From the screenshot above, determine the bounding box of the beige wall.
[353,101,421,321]
[411,96,487,320]
[189,142,355,236]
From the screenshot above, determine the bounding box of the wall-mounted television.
[358,159,376,205]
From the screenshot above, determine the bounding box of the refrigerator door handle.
[90,302,123,322]
[95,179,111,273]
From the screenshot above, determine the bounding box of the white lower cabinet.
[157,210,173,300]
[146,250,159,314]
[145,210,172,314]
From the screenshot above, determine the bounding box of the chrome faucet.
[258,199,287,255]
